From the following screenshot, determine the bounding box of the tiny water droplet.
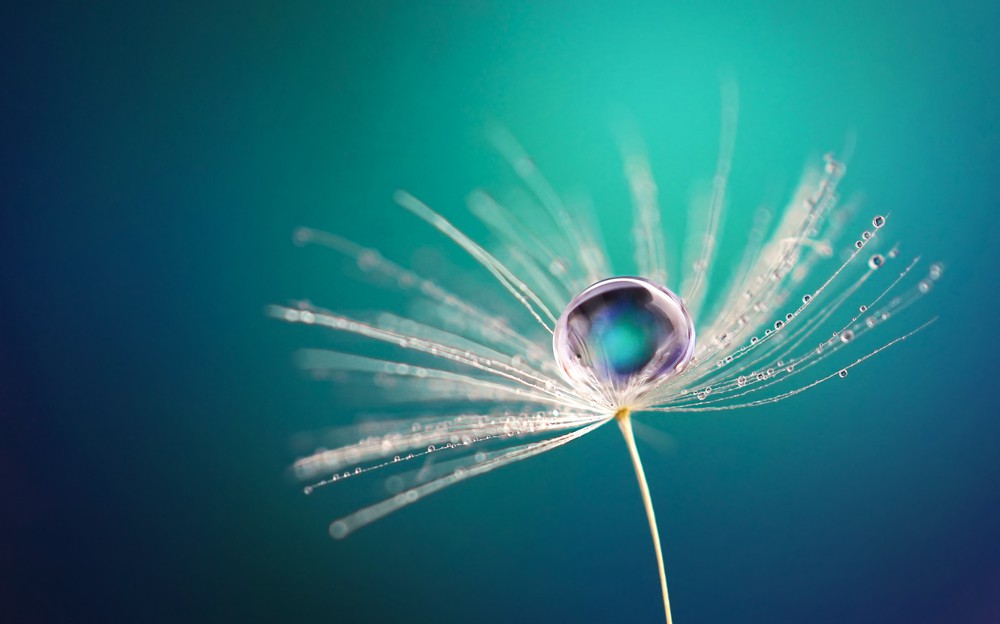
[840,329,855,344]
[330,521,348,539]
[868,254,885,270]
[838,369,848,378]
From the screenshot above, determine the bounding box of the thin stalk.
[617,409,673,624]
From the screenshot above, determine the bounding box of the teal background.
[2,2,999,622]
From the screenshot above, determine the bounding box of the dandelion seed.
[272,101,940,623]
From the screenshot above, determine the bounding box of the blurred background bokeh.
[2,2,999,622]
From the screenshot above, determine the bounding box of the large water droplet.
[553,277,695,388]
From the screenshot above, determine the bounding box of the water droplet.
[329,521,348,539]
[427,445,436,452]
[855,240,864,249]
[838,369,848,378]
[303,486,314,495]
[357,250,380,271]
[929,262,944,280]
[803,294,812,303]
[872,215,885,228]
[774,320,784,330]
[868,254,885,270]
[840,329,855,344]
[918,280,931,294]
[737,375,747,387]
[553,277,696,388]
[859,305,867,313]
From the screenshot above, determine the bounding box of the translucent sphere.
[553,277,696,389]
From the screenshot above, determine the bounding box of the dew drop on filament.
[553,277,695,391]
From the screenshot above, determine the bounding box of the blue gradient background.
[2,2,999,622]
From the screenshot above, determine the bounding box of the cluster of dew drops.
[683,213,943,403]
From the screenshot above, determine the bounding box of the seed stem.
[617,409,673,624]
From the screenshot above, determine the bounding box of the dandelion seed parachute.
[271,97,941,623]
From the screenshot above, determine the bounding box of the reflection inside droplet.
[553,277,696,390]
